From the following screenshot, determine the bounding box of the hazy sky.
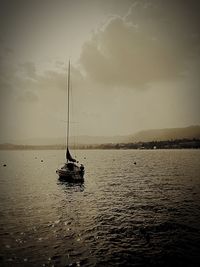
[0,0,200,142]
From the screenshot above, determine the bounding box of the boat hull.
[56,167,84,182]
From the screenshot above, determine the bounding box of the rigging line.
[71,78,77,158]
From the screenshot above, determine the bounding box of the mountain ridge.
[1,125,200,146]
[127,125,200,142]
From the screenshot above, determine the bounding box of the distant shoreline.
[0,139,200,150]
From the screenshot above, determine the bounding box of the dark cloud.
[79,0,200,88]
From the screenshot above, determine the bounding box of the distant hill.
[1,126,200,146]
[6,135,126,146]
[127,125,200,142]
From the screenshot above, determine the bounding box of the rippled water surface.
[0,149,200,266]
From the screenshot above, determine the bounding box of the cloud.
[20,62,37,79]
[0,60,38,103]
[0,57,85,108]
[0,57,88,140]
[17,90,39,102]
[79,1,200,88]
[55,60,65,69]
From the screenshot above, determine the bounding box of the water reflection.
[57,177,85,192]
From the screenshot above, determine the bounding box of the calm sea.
[0,149,200,267]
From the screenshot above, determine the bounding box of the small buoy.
[3,164,6,167]
[41,160,43,162]
[134,162,136,165]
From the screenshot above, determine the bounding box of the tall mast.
[66,60,70,157]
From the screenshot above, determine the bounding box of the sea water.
[0,149,200,266]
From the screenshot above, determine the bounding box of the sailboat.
[56,61,85,181]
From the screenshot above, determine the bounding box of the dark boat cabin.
[66,162,75,171]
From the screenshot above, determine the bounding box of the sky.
[0,0,200,142]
